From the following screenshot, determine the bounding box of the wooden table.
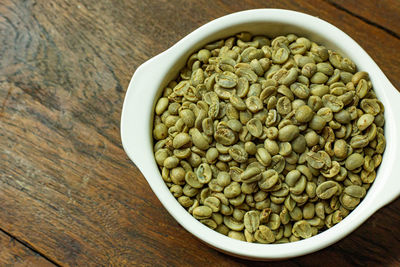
[1,0,399,266]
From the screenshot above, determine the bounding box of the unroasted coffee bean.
[295,105,314,123]
[292,220,312,239]
[193,206,213,219]
[254,225,275,243]
[224,216,245,231]
[240,167,262,183]
[152,32,386,244]
[258,169,279,191]
[344,185,366,198]
[357,114,374,131]
[224,182,242,198]
[316,181,339,199]
[244,210,260,233]
[345,153,364,171]
[278,125,300,142]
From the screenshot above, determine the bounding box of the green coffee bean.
[316,181,338,199]
[289,206,303,221]
[230,194,245,207]
[278,125,299,142]
[305,130,320,147]
[277,96,292,115]
[200,219,217,229]
[279,142,292,156]
[215,224,230,235]
[256,199,271,210]
[340,193,360,210]
[185,171,203,188]
[216,171,231,187]
[153,32,386,244]
[290,82,310,99]
[292,135,307,153]
[170,184,183,198]
[224,216,245,231]
[172,132,191,149]
[306,151,331,169]
[289,175,307,195]
[214,126,237,146]
[193,206,213,219]
[344,185,366,198]
[309,115,326,131]
[204,196,221,212]
[303,203,315,219]
[285,170,301,186]
[196,163,212,184]
[244,141,257,155]
[240,167,262,183]
[264,139,279,155]
[357,114,374,131]
[216,72,237,88]
[228,145,248,163]
[212,212,223,225]
[360,99,381,115]
[190,128,209,150]
[154,149,169,166]
[155,97,169,115]
[178,196,194,208]
[227,119,243,132]
[321,161,341,178]
[295,105,314,123]
[153,123,168,140]
[164,156,179,169]
[267,213,281,230]
[311,72,329,84]
[345,153,364,171]
[179,109,195,127]
[258,169,279,191]
[224,182,241,198]
[271,155,286,173]
[256,148,272,166]
[333,139,347,159]
[197,49,211,63]
[316,62,334,75]
[360,170,376,184]
[334,109,351,124]
[271,183,289,198]
[307,95,323,112]
[302,63,317,78]
[292,220,312,239]
[183,184,199,197]
[246,118,263,138]
[244,210,260,233]
[254,225,275,243]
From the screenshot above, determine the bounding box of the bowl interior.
[138,11,396,259]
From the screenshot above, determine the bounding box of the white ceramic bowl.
[121,9,400,260]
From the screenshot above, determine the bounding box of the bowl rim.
[121,8,400,260]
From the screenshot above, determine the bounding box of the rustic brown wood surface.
[0,230,55,267]
[1,0,399,266]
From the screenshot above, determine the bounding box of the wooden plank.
[0,0,399,266]
[327,0,400,38]
[0,231,55,267]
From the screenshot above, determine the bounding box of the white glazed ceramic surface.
[121,9,400,260]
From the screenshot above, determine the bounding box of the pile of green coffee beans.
[152,32,386,243]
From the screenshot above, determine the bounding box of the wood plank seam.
[325,0,400,40]
[0,227,61,267]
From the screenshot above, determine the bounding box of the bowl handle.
[374,84,400,209]
[120,55,162,167]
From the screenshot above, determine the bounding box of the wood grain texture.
[0,0,399,266]
[0,231,55,267]
[328,0,400,38]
